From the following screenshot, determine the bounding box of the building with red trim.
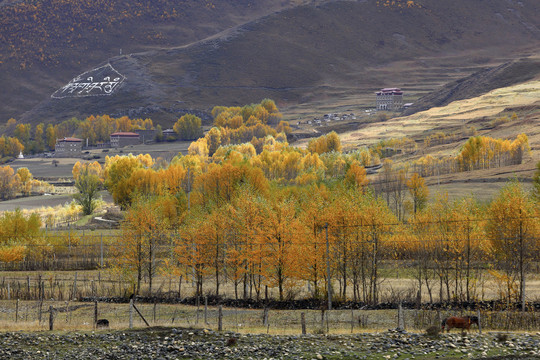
[376,88,403,111]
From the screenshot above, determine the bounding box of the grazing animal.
[441,316,479,333]
[96,319,110,329]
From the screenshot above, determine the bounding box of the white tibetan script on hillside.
[52,64,126,99]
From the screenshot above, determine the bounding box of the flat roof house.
[110,132,141,148]
[55,137,83,158]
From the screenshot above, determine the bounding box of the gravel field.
[1,327,540,360]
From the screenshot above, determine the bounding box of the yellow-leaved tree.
[407,172,428,214]
[486,181,540,304]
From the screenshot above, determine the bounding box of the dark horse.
[441,316,479,333]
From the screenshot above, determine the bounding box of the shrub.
[425,325,441,337]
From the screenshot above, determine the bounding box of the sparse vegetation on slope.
[3,0,540,125]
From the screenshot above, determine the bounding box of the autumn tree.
[260,191,306,301]
[6,118,16,130]
[0,136,24,157]
[194,161,268,210]
[14,123,30,145]
[297,185,328,298]
[533,160,540,202]
[34,123,45,153]
[0,165,20,200]
[276,121,291,135]
[104,154,154,208]
[174,114,203,140]
[327,189,396,304]
[73,167,102,215]
[0,209,44,264]
[450,196,485,302]
[227,185,269,299]
[307,131,342,154]
[175,209,209,297]
[345,161,368,189]
[407,172,428,214]
[486,181,540,304]
[46,124,56,149]
[115,196,172,295]
[16,167,32,196]
[206,127,221,156]
[72,161,103,182]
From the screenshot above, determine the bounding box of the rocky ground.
[1,327,540,360]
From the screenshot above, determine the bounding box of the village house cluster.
[300,113,357,126]
[54,128,175,157]
[299,87,411,127]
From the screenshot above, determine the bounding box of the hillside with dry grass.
[2,0,540,126]
[327,75,540,200]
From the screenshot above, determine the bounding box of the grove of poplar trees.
[1,99,537,305]
[96,101,538,304]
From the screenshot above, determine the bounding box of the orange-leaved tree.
[260,191,307,301]
[113,196,172,295]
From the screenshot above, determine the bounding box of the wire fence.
[1,226,539,305]
[0,298,539,333]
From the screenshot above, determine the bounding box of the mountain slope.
[0,0,298,122]
[404,57,540,115]
[3,0,540,126]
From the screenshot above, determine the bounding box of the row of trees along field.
[3,115,154,153]
[1,99,538,305]
[2,112,206,155]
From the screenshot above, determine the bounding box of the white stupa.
[17,151,24,159]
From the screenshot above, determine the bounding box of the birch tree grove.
[87,101,540,303]
[100,152,539,304]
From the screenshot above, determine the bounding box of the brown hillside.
[0,0,298,123]
[2,0,540,127]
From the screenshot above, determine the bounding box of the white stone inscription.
[52,64,126,99]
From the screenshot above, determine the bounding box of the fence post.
[15,299,19,323]
[263,307,269,327]
[49,306,54,331]
[351,309,354,333]
[72,272,78,300]
[398,303,405,331]
[38,300,43,324]
[100,233,104,268]
[235,306,239,332]
[477,310,482,334]
[94,301,98,329]
[7,283,10,300]
[178,276,182,298]
[196,296,200,324]
[129,298,134,329]
[301,312,306,335]
[218,305,223,331]
[153,302,157,324]
[326,310,329,334]
[204,296,208,325]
